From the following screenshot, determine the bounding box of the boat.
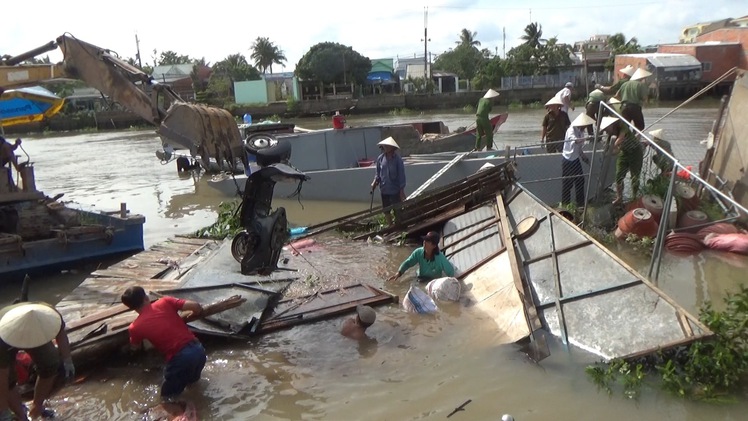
[306,163,713,361]
[1,156,145,282]
[208,140,617,207]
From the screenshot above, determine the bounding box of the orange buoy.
[674,183,699,215]
[677,210,709,233]
[615,208,659,239]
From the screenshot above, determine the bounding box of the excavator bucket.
[159,102,245,170]
[55,34,245,169]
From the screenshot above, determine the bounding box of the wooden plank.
[496,193,543,332]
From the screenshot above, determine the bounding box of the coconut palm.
[250,37,288,74]
[456,29,481,47]
[521,22,545,49]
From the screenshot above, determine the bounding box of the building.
[151,64,212,100]
[614,53,702,99]
[658,42,741,88]
[695,27,748,70]
[366,58,399,94]
[679,18,733,43]
[574,34,610,52]
[234,72,300,105]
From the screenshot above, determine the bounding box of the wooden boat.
[1,165,144,283]
[300,163,713,361]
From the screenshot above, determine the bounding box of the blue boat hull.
[1,209,145,282]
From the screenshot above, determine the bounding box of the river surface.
[2,106,748,420]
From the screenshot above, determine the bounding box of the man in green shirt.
[597,64,634,96]
[474,89,499,151]
[387,231,455,282]
[541,96,570,153]
[615,68,651,131]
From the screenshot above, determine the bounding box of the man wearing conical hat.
[615,67,651,131]
[371,137,406,226]
[597,65,635,95]
[647,128,674,174]
[584,89,605,136]
[541,96,570,154]
[474,89,499,151]
[600,116,644,205]
[561,113,595,206]
[0,302,74,419]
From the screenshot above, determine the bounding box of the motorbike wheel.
[231,231,256,263]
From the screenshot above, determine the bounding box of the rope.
[644,67,738,132]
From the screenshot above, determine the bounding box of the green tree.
[606,33,643,70]
[472,57,504,90]
[250,37,287,74]
[296,42,371,85]
[207,53,261,104]
[456,29,481,48]
[521,22,546,49]
[538,37,573,74]
[153,50,192,66]
[502,43,540,76]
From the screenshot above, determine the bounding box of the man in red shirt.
[121,286,206,402]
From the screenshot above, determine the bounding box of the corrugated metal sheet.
[648,54,702,68]
[441,204,502,275]
[501,183,712,360]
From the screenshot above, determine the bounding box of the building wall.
[658,44,741,82]
[696,28,748,69]
[235,80,268,104]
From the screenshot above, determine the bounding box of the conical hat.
[599,116,620,131]
[545,96,563,106]
[0,304,62,349]
[589,89,604,101]
[630,68,652,81]
[483,89,500,99]
[648,129,665,140]
[571,113,596,127]
[378,136,400,149]
[356,305,376,325]
[619,65,635,76]
[608,97,621,104]
[478,162,496,172]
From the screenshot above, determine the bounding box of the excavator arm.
[1,34,245,169]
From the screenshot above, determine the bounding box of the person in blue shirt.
[371,137,406,226]
[387,231,455,282]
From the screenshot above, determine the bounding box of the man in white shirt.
[561,113,595,206]
[556,82,574,114]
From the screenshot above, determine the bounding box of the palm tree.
[456,29,481,47]
[250,37,288,74]
[521,22,545,49]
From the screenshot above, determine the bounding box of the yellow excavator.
[0,33,245,170]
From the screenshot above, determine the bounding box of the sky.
[1,1,745,73]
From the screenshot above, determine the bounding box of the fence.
[500,69,613,91]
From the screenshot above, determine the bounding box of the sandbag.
[403,286,438,314]
[426,277,461,302]
[703,233,748,255]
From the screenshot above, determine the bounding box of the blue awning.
[367,71,395,83]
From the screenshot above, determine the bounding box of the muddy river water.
[1,105,747,420]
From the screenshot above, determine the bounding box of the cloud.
[1,0,745,73]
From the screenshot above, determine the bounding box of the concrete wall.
[235,80,268,104]
[696,28,748,70]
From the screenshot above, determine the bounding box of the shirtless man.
[341,305,376,340]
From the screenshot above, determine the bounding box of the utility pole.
[423,6,429,80]
[503,27,506,58]
[135,33,142,68]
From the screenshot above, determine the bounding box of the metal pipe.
[3,41,57,65]
[581,119,600,228]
